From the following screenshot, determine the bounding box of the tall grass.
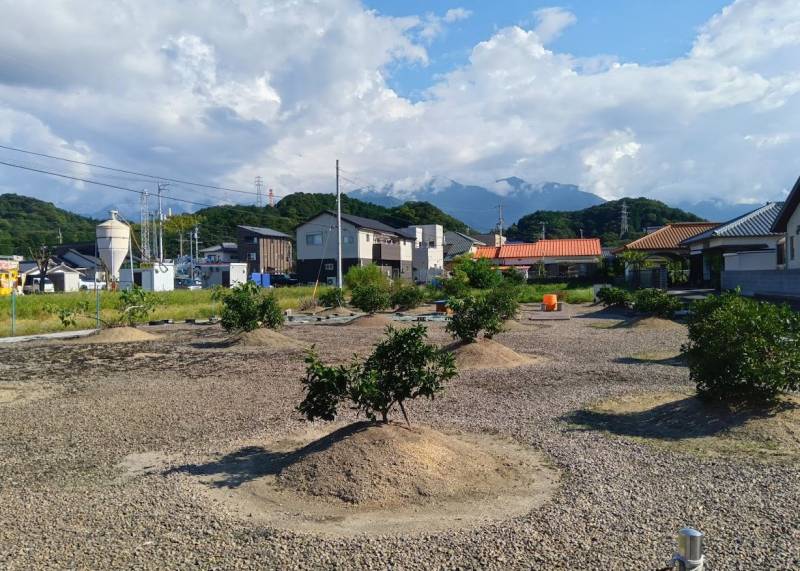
[0,285,329,337]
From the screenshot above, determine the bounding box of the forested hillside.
[0,194,98,255]
[505,198,705,247]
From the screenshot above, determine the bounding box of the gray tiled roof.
[443,231,485,260]
[682,202,784,245]
[238,225,291,239]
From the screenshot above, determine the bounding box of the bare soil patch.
[67,326,161,344]
[227,328,310,349]
[614,316,684,331]
[0,382,55,406]
[163,422,558,536]
[569,391,800,461]
[449,338,537,370]
[342,314,394,328]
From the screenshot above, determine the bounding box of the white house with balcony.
[404,224,444,283]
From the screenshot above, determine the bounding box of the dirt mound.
[449,338,535,370]
[616,316,684,330]
[175,422,558,535]
[501,319,531,332]
[344,314,395,328]
[279,423,509,507]
[227,328,309,349]
[571,391,800,462]
[70,327,160,344]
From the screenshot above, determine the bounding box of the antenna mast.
[620,200,629,237]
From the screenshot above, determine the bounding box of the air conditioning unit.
[326,277,336,286]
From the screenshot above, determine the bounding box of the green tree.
[351,283,391,314]
[216,281,284,332]
[446,294,504,343]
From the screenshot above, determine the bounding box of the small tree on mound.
[439,269,470,299]
[350,283,391,314]
[298,325,456,425]
[319,287,345,308]
[683,291,800,402]
[485,284,520,321]
[391,282,424,310]
[596,286,632,308]
[632,288,682,318]
[460,257,502,289]
[446,294,504,343]
[216,281,284,332]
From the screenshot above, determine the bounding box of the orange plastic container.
[543,294,558,311]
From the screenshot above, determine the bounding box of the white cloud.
[0,0,799,217]
[532,7,577,44]
[444,8,472,23]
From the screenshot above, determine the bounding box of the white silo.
[96,211,131,284]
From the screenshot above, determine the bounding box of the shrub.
[683,291,800,402]
[344,264,390,290]
[391,282,425,310]
[318,287,345,308]
[632,288,682,318]
[502,268,526,285]
[350,283,391,314]
[297,296,318,312]
[485,285,520,321]
[218,281,284,332]
[298,325,457,424]
[596,286,632,308]
[462,257,502,289]
[446,294,504,343]
[440,270,470,299]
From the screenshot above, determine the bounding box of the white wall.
[788,206,800,270]
[723,250,778,271]
[120,263,175,291]
[409,224,444,282]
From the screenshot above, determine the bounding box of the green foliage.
[391,282,424,310]
[504,197,705,248]
[683,291,800,402]
[618,250,650,270]
[344,264,390,290]
[596,286,633,308]
[453,256,502,289]
[446,294,504,343]
[350,283,392,314]
[631,288,682,318]
[502,268,526,285]
[666,260,688,285]
[298,325,457,424]
[318,287,345,308]
[0,193,97,256]
[117,286,159,326]
[485,285,520,321]
[45,300,90,328]
[218,281,284,332]
[439,269,470,299]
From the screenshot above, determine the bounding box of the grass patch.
[0,286,329,337]
[518,283,594,304]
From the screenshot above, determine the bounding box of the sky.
[0,0,799,217]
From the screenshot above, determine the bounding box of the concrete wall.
[198,263,247,288]
[722,269,800,298]
[788,206,800,270]
[723,250,777,271]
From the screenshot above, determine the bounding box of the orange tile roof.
[473,246,500,259]
[474,239,602,260]
[621,223,719,251]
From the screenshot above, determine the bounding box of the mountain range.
[349,176,757,231]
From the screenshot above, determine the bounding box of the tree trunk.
[398,400,410,427]
[381,410,388,423]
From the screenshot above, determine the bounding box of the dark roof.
[772,175,800,233]
[682,202,784,245]
[237,225,291,239]
[443,231,484,260]
[336,212,409,237]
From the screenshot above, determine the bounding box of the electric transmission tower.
[620,200,629,238]
[255,176,264,207]
[140,191,151,261]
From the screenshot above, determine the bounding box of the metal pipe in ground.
[670,527,705,570]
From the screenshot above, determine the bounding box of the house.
[58,248,106,282]
[443,231,485,268]
[680,202,784,287]
[20,262,82,292]
[773,176,800,271]
[473,238,603,278]
[236,226,293,275]
[119,262,175,292]
[405,224,444,283]
[199,242,239,263]
[295,211,414,284]
[470,232,506,247]
[616,223,720,264]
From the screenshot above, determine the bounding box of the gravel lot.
[1,304,798,570]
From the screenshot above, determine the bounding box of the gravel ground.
[0,304,798,570]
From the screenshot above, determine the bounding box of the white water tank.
[96,211,130,282]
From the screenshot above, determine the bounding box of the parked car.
[175,277,203,290]
[23,276,55,294]
[270,273,299,287]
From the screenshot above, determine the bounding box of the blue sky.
[370,1,732,99]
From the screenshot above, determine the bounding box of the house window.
[791,236,796,261]
[343,233,354,245]
[324,263,334,271]
[250,236,258,244]
[306,232,323,246]
[247,252,256,261]
[365,233,371,242]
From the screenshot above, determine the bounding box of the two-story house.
[295,212,414,284]
[236,225,293,275]
[405,224,444,283]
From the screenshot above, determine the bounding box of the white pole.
[157,184,164,262]
[336,159,343,288]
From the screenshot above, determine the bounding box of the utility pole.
[255,176,264,207]
[57,227,63,245]
[580,228,584,239]
[496,201,504,239]
[194,226,199,272]
[268,188,275,208]
[188,230,193,279]
[140,191,151,261]
[336,160,343,288]
[620,200,629,238]
[541,222,546,241]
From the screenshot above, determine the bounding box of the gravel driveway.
[0,304,797,570]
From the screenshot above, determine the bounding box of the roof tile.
[622,223,719,251]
